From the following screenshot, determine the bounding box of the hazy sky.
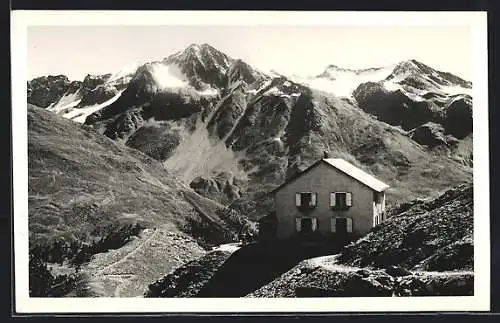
[27,25,472,81]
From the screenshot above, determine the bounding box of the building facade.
[260,158,389,243]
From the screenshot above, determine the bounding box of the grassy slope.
[29,105,193,244]
[28,104,254,296]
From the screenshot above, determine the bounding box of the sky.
[27,25,473,81]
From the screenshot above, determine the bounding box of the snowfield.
[211,243,242,253]
[290,65,395,97]
[46,92,82,113]
[150,63,189,89]
[64,90,125,123]
[289,62,471,98]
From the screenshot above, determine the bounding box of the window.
[331,217,353,233]
[295,192,317,208]
[330,192,352,210]
[296,217,318,233]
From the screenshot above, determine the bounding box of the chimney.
[323,150,330,159]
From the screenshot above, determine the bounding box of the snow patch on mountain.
[246,79,273,95]
[46,92,82,113]
[290,61,471,98]
[108,62,142,83]
[150,63,189,89]
[63,90,125,123]
[290,65,395,97]
[440,85,473,96]
[196,87,219,96]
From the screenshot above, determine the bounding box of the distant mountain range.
[27,43,473,220]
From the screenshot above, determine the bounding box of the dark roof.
[271,158,390,194]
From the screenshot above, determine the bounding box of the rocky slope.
[28,104,255,296]
[248,258,473,297]
[145,250,233,297]
[338,184,473,271]
[29,44,473,221]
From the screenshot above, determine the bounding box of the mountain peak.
[181,43,220,55]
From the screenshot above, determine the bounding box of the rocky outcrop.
[189,172,243,204]
[190,176,221,199]
[410,122,448,147]
[27,75,72,108]
[352,82,442,130]
[227,59,259,86]
[443,95,473,139]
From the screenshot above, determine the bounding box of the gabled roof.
[323,158,390,192]
[272,158,390,193]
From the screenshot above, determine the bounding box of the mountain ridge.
[27,43,473,221]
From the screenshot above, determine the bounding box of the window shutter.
[330,217,336,232]
[311,218,318,231]
[295,218,302,232]
[346,218,353,233]
[311,193,317,206]
[346,192,352,207]
[330,193,336,207]
[295,193,301,207]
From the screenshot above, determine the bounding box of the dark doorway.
[301,218,313,233]
[335,218,347,234]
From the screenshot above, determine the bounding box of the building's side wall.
[274,162,375,240]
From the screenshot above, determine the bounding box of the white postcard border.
[11,10,490,313]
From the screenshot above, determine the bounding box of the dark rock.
[410,122,447,148]
[443,95,473,139]
[227,59,258,86]
[355,269,371,277]
[125,125,182,161]
[78,84,118,107]
[384,265,412,277]
[353,82,442,130]
[27,75,71,108]
[339,274,394,297]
